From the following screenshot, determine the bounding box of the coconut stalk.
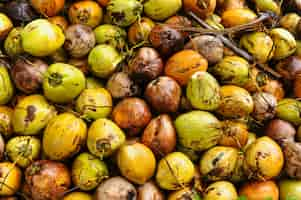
[187,11,282,78]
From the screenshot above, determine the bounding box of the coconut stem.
[61,186,80,197]
[187,11,282,78]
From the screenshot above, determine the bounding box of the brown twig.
[187,11,282,78]
[256,63,282,78]
[225,12,275,33]
[160,23,226,34]
[162,12,267,35]
[61,186,80,197]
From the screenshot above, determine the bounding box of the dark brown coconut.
[106,72,140,99]
[144,76,181,113]
[128,47,164,82]
[11,57,48,94]
[4,0,37,22]
[149,25,184,57]
[141,114,177,156]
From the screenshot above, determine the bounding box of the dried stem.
[187,11,282,78]
[226,12,276,33]
[160,24,225,34]
[257,63,282,79]
[61,186,80,197]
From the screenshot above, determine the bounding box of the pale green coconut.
[186,71,221,111]
[88,44,123,78]
[175,111,222,151]
[21,19,65,57]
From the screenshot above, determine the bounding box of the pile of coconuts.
[2,0,301,199]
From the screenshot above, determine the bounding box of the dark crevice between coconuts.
[126,189,136,200]
[64,39,72,50]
